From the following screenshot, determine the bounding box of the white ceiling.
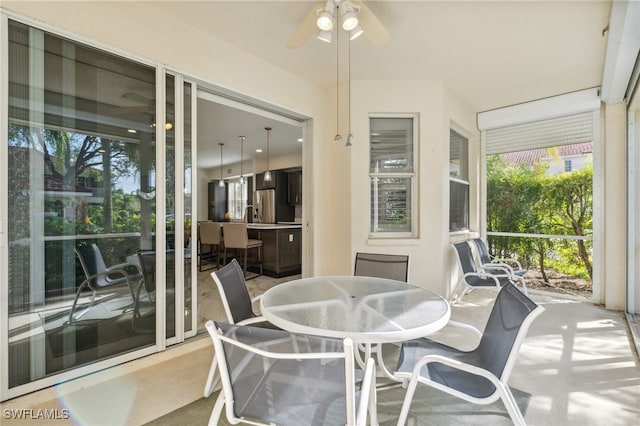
[143,0,611,169]
[197,99,303,170]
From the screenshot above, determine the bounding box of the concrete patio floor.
[147,274,640,426]
[2,272,638,425]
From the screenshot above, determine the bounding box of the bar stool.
[223,223,263,279]
[199,222,223,271]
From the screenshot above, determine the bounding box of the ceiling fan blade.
[356,1,390,46]
[109,106,152,116]
[122,91,154,105]
[286,1,324,49]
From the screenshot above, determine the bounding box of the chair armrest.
[106,262,141,280]
[483,261,515,275]
[477,264,511,277]
[410,354,502,389]
[84,269,131,288]
[463,271,501,287]
[236,315,271,326]
[446,320,482,340]
[493,258,523,270]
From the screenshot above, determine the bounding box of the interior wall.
[349,80,477,295]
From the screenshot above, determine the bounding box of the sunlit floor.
[3,270,638,426]
[148,272,640,426]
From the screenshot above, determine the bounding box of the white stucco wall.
[349,80,477,295]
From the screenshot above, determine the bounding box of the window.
[450,129,469,232]
[227,180,248,220]
[564,159,572,172]
[369,116,417,237]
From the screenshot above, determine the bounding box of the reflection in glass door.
[4,20,159,394]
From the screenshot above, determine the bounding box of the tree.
[9,123,145,233]
[543,163,593,279]
[486,151,593,285]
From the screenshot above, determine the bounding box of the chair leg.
[67,281,90,323]
[203,356,220,398]
[243,248,248,277]
[208,392,226,426]
[397,374,419,425]
[498,382,527,426]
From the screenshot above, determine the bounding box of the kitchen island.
[247,223,302,278]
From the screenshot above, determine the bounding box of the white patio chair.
[206,321,377,426]
[394,283,544,426]
[352,252,410,377]
[354,252,409,282]
[472,237,527,281]
[203,259,278,398]
[70,243,138,323]
[452,241,527,302]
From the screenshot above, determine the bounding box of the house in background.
[502,142,593,175]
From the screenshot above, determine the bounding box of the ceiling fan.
[113,92,161,115]
[111,92,175,129]
[287,0,390,48]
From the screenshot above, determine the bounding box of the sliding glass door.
[1,18,195,399]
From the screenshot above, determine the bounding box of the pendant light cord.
[348,37,351,133]
[265,127,271,171]
[334,27,341,141]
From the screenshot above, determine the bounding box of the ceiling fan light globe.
[341,13,358,31]
[317,30,333,43]
[350,25,364,40]
[317,13,334,31]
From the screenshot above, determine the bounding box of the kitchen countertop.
[247,223,302,230]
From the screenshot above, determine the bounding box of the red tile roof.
[501,142,592,166]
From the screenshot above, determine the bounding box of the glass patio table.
[260,275,451,379]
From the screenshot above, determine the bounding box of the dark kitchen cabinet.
[255,172,275,190]
[248,227,301,277]
[208,181,226,221]
[288,170,302,205]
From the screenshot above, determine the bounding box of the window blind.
[486,111,595,155]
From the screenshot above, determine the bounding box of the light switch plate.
[289,234,293,242]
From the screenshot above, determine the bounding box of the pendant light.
[218,142,225,187]
[239,136,245,185]
[263,127,273,182]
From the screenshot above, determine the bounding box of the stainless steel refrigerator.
[255,189,276,223]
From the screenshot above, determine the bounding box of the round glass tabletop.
[260,276,451,343]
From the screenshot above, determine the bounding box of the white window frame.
[227,179,248,220]
[449,128,470,233]
[369,114,418,238]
